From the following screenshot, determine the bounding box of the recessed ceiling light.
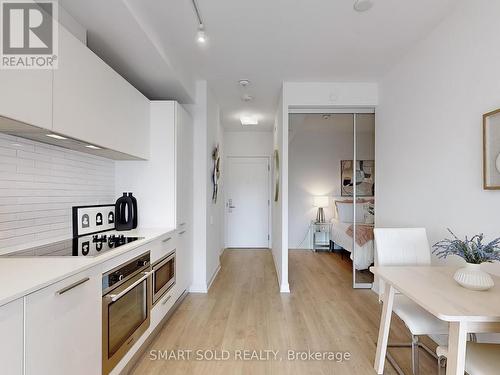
[85,145,102,150]
[46,134,67,140]
[240,115,259,126]
[353,0,373,12]
[238,79,251,87]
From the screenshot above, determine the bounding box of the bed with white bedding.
[331,199,374,270]
[331,218,374,270]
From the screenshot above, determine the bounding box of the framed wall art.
[212,144,221,202]
[483,109,500,189]
[341,160,375,197]
[274,149,280,202]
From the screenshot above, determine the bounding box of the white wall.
[190,81,224,292]
[0,133,115,253]
[285,82,378,108]
[206,88,224,288]
[190,81,208,292]
[223,130,273,249]
[272,89,288,292]
[224,131,273,157]
[288,114,374,249]
[376,0,500,277]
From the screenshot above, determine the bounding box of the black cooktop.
[3,233,144,257]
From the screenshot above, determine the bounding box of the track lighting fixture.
[192,0,208,46]
[196,24,207,45]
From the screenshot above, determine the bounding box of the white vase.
[453,263,494,291]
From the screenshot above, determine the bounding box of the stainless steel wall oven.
[102,252,151,375]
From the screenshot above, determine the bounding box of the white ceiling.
[60,0,457,131]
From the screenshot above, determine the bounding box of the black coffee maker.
[115,192,138,231]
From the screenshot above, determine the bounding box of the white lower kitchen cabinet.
[151,288,177,330]
[24,268,101,375]
[0,299,23,375]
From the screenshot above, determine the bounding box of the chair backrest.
[374,228,431,267]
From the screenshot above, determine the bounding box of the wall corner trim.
[207,264,221,291]
[189,284,208,293]
[280,282,290,293]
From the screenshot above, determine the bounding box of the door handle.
[161,295,172,305]
[229,205,236,209]
[56,277,90,295]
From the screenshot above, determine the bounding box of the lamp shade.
[312,196,329,208]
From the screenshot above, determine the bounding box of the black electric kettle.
[115,192,138,231]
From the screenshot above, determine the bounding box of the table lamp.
[313,196,329,223]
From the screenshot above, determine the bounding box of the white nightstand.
[311,222,332,252]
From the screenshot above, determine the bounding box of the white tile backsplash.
[0,133,115,251]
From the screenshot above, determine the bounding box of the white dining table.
[371,266,500,375]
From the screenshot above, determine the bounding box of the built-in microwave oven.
[152,250,176,305]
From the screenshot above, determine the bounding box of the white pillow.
[336,202,366,223]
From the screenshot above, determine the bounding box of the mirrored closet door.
[288,110,375,289]
[352,113,375,288]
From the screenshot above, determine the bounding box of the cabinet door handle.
[56,277,90,295]
[179,222,186,227]
[161,295,172,305]
[178,230,186,235]
[162,237,172,243]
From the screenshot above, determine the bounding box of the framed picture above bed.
[341,160,375,197]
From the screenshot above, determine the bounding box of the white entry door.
[226,157,270,248]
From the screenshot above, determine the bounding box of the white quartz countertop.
[0,227,176,307]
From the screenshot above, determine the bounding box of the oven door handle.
[106,271,152,303]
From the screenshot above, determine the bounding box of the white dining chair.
[437,343,500,375]
[374,228,449,375]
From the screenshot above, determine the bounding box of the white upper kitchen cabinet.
[0,299,23,375]
[24,268,101,375]
[116,101,193,229]
[53,25,150,159]
[0,69,53,130]
[115,101,193,290]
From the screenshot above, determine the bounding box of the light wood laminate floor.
[130,250,438,375]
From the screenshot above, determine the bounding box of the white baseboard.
[190,263,221,293]
[280,282,290,293]
[189,284,208,293]
[207,264,221,291]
